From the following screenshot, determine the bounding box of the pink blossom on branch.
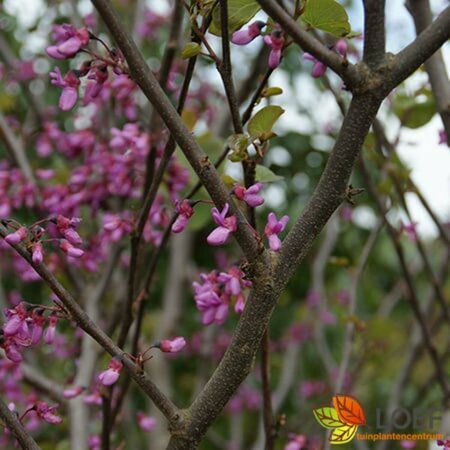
[49,67,81,111]
[231,21,266,45]
[264,30,285,69]
[46,24,90,59]
[4,227,28,245]
[264,212,289,251]
[98,357,123,386]
[171,199,195,233]
[233,183,264,207]
[157,336,186,353]
[35,401,63,424]
[206,203,237,246]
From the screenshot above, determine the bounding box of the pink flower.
[60,239,84,258]
[193,272,229,325]
[172,200,195,233]
[63,385,84,399]
[158,336,186,353]
[63,227,82,246]
[50,68,80,111]
[35,401,62,424]
[335,39,348,57]
[206,203,237,246]
[264,30,284,69]
[264,212,289,251]
[400,221,418,242]
[233,183,264,207]
[44,315,58,344]
[83,64,109,105]
[30,309,45,344]
[137,412,157,431]
[98,358,123,386]
[46,24,90,59]
[303,53,327,78]
[4,227,27,245]
[231,21,265,45]
[31,242,44,264]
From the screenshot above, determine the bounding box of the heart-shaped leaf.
[209,0,260,36]
[302,0,351,37]
[248,105,285,141]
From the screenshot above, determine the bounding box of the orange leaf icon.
[332,395,366,426]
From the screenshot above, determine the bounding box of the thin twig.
[0,397,40,450]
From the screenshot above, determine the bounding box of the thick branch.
[91,0,261,262]
[167,264,277,449]
[387,5,450,92]
[362,0,386,68]
[256,0,360,89]
[275,94,382,288]
[406,0,450,144]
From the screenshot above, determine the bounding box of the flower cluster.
[2,214,84,263]
[0,301,62,363]
[193,266,251,325]
[46,23,127,111]
[231,22,285,69]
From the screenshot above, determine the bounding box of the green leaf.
[255,165,283,183]
[302,0,351,37]
[261,86,283,98]
[248,105,285,141]
[228,133,250,162]
[313,407,346,429]
[392,92,436,129]
[181,42,201,59]
[209,0,261,36]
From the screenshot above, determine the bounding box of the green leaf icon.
[313,407,346,429]
[302,0,351,37]
[329,424,358,444]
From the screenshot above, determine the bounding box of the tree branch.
[0,223,180,424]
[362,0,386,68]
[0,397,40,450]
[387,5,450,92]
[275,94,382,288]
[91,0,261,263]
[406,0,450,145]
[256,0,361,89]
[360,158,450,401]
[167,269,278,449]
